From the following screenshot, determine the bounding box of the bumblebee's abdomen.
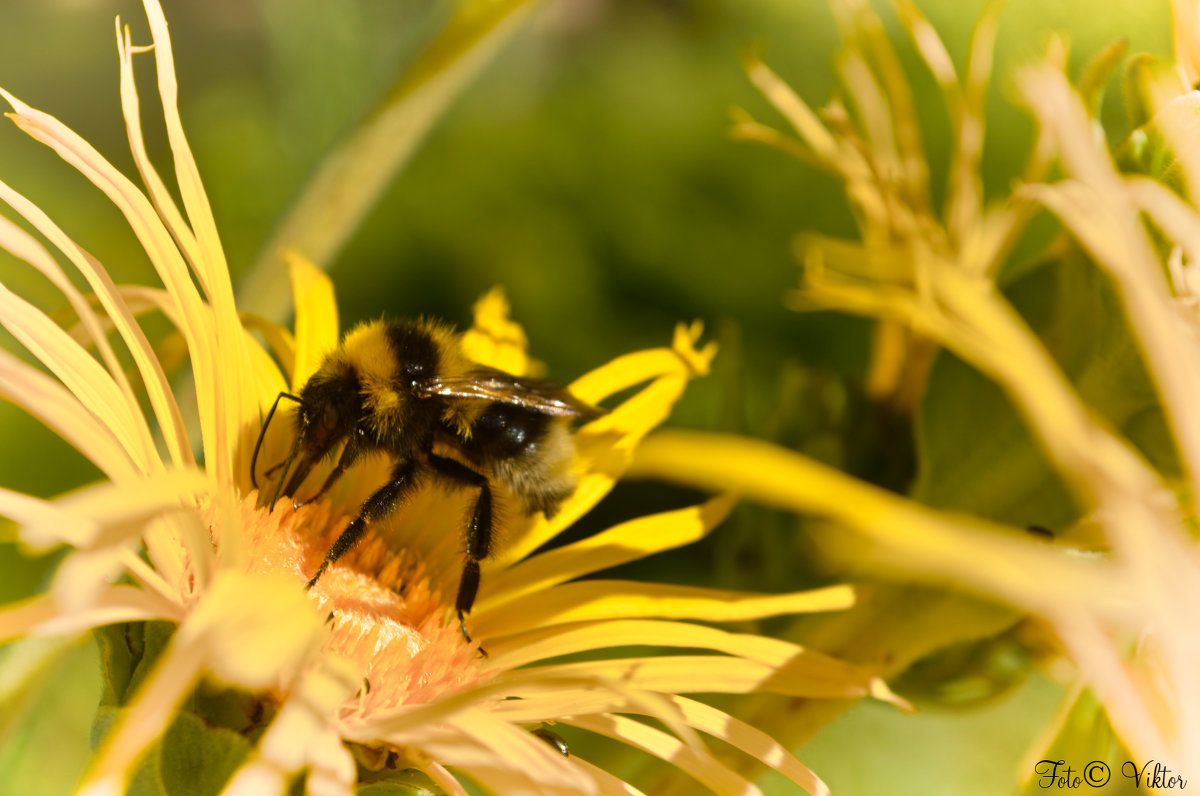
[467,403,550,458]
[462,403,576,516]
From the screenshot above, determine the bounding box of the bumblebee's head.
[251,365,364,509]
[296,369,362,454]
[282,367,363,493]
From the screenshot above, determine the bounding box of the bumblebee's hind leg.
[306,456,418,588]
[428,453,492,645]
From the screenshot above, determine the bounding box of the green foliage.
[357,773,444,796]
[0,638,100,796]
[91,707,253,796]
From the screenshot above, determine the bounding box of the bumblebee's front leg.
[294,433,361,509]
[428,453,492,643]
[306,457,418,589]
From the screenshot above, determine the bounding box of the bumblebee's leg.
[428,454,492,643]
[294,436,361,509]
[306,456,418,589]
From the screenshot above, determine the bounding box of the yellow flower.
[0,2,900,794]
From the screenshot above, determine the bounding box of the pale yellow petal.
[0,584,180,644]
[444,709,596,795]
[665,696,831,796]
[565,713,759,796]
[395,725,591,796]
[0,349,135,479]
[0,212,139,423]
[51,547,133,616]
[629,430,1138,621]
[420,763,470,796]
[473,580,855,638]
[0,281,152,469]
[223,658,360,796]
[241,313,297,390]
[179,570,324,688]
[570,758,648,796]
[741,51,842,168]
[121,6,258,487]
[1,87,225,483]
[139,0,254,432]
[0,179,194,470]
[114,20,204,297]
[7,469,208,550]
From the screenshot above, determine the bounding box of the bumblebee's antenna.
[269,434,302,512]
[251,391,301,491]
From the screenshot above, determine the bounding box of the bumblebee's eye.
[320,405,339,433]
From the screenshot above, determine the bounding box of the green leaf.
[159,711,254,796]
[94,622,137,706]
[0,638,101,796]
[95,621,176,709]
[93,707,253,796]
[1018,687,1142,796]
[239,0,548,322]
[358,770,445,796]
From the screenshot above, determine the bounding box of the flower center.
[236,493,489,717]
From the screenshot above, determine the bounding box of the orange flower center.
[234,493,490,718]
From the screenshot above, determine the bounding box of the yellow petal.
[570,758,647,796]
[179,570,323,688]
[460,287,532,375]
[0,584,180,644]
[444,709,596,795]
[479,495,736,612]
[114,19,204,296]
[0,349,134,480]
[498,654,883,701]
[0,281,152,470]
[0,211,141,431]
[565,713,758,796]
[664,696,831,796]
[134,3,260,487]
[4,469,208,551]
[0,180,194,470]
[1,86,225,483]
[240,313,297,390]
[484,618,847,672]
[285,249,339,390]
[225,658,360,796]
[390,717,595,796]
[630,430,1138,620]
[473,580,855,638]
[496,324,716,566]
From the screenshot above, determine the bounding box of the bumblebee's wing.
[418,368,605,420]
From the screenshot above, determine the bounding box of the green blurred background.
[0,0,1174,793]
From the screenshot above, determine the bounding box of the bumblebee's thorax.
[333,319,465,454]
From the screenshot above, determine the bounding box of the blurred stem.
[238,0,546,322]
[629,429,1129,618]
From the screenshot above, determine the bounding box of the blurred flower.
[633,0,1200,783]
[0,2,899,794]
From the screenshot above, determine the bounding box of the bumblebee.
[251,318,601,641]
